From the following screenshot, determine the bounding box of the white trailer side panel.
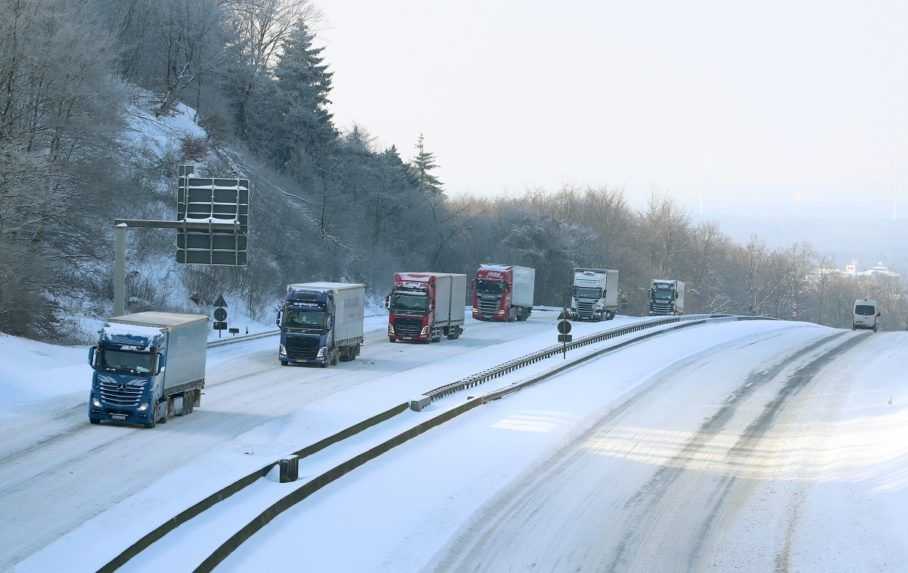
[450,274,467,325]
[108,313,207,393]
[604,269,620,309]
[435,274,453,325]
[512,266,535,308]
[161,318,208,392]
[333,285,365,343]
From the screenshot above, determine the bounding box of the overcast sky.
[317,1,908,261]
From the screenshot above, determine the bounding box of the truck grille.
[286,336,319,360]
[99,380,143,408]
[650,302,674,315]
[575,301,595,316]
[477,296,501,315]
[394,317,422,337]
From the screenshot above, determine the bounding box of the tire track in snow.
[604,331,845,573]
[684,332,870,572]
[430,326,795,573]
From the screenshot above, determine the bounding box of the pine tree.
[270,18,337,170]
[411,133,443,195]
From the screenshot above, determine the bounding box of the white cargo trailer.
[88,312,208,427]
[279,282,365,366]
[571,268,619,321]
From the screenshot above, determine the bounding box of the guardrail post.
[278,457,299,483]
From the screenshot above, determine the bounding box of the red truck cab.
[472,264,535,322]
[387,272,466,343]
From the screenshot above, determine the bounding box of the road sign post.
[213,295,228,338]
[557,315,573,359]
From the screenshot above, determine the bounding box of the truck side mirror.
[88,346,96,368]
[275,310,282,326]
[384,295,390,310]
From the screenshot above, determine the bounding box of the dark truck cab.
[278,282,365,367]
[88,312,207,428]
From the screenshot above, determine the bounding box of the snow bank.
[120,89,206,160]
[0,333,90,415]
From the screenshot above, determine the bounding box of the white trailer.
[649,279,686,315]
[280,282,365,366]
[571,268,619,321]
[88,312,208,427]
[511,266,536,313]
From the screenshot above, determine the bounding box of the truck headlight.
[317,347,327,359]
[420,326,429,337]
[388,324,395,336]
[280,344,287,356]
[92,397,101,408]
[137,402,149,412]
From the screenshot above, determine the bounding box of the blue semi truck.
[88,312,207,428]
[278,282,365,367]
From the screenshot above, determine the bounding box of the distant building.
[813,261,900,282]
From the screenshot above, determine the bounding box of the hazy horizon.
[318,1,908,263]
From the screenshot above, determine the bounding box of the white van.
[852,299,881,332]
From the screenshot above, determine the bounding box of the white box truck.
[571,268,619,321]
[649,279,686,315]
[87,312,208,428]
[278,282,366,366]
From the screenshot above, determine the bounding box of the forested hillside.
[1,0,904,339]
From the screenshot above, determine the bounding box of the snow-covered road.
[216,321,908,572]
[1,310,637,571]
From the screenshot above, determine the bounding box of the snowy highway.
[210,320,907,573]
[6,316,907,572]
[2,310,635,571]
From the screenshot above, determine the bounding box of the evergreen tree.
[411,133,443,195]
[270,18,337,171]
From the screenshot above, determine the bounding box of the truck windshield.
[283,308,329,329]
[654,285,674,299]
[855,305,876,316]
[574,286,601,299]
[476,279,504,294]
[100,349,154,374]
[391,292,428,313]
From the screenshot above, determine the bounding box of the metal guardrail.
[100,313,761,572]
[196,314,768,571]
[410,314,725,410]
[206,329,280,348]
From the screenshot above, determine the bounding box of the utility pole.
[114,223,127,316]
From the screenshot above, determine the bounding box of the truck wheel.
[89,416,100,425]
[280,358,288,366]
[508,307,517,322]
[158,402,168,424]
[330,351,338,366]
[144,411,156,429]
[388,337,396,343]
[355,344,361,357]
